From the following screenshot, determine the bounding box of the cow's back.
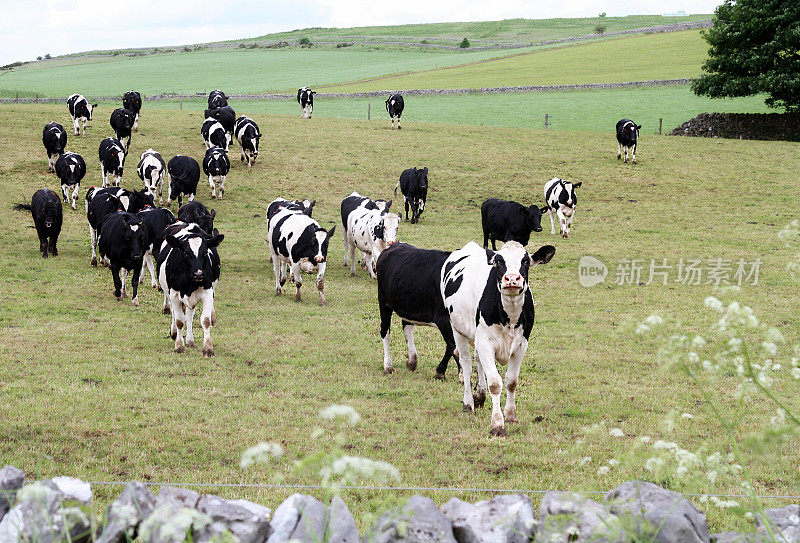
[441,242,490,339]
[377,243,450,323]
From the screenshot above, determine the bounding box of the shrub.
[594,25,607,34]
[44,53,51,59]
[599,11,607,17]
[36,56,42,61]
[459,37,470,48]
[299,36,312,46]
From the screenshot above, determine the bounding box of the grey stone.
[97,481,156,543]
[605,480,710,543]
[137,504,213,543]
[329,495,359,543]
[195,494,271,543]
[756,505,800,542]
[0,466,25,522]
[267,493,327,543]
[364,495,457,543]
[155,486,201,509]
[442,494,534,543]
[711,532,765,543]
[538,492,625,543]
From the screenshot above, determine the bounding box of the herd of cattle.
[14,88,642,435]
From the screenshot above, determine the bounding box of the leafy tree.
[44,54,51,59]
[36,56,42,61]
[599,12,607,17]
[594,25,607,34]
[692,0,800,111]
[459,37,470,48]
[299,36,312,46]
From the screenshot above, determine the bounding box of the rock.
[328,495,359,543]
[442,494,535,543]
[0,465,25,522]
[711,532,764,542]
[97,481,156,543]
[364,495,457,543]
[267,494,327,543]
[605,480,710,543]
[538,492,625,543]
[195,494,271,543]
[756,505,800,542]
[138,504,213,543]
[51,476,93,504]
[155,486,201,509]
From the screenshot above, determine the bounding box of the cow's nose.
[193,270,204,279]
[534,226,542,232]
[503,274,523,288]
[315,256,324,263]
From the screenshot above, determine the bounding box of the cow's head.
[87,103,97,120]
[42,196,60,229]
[559,180,582,208]
[526,205,545,233]
[166,232,224,283]
[189,208,215,235]
[122,215,146,260]
[486,241,555,295]
[310,226,335,264]
[375,199,392,212]
[129,189,155,212]
[375,212,400,246]
[299,199,316,217]
[250,133,261,157]
[623,122,641,139]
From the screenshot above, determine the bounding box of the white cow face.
[379,213,400,245]
[488,241,555,294]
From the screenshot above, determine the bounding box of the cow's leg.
[434,318,459,380]
[566,211,574,238]
[342,230,350,267]
[272,253,283,295]
[617,142,622,160]
[90,226,98,266]
[349,241,358,276]
[397,116,401,130]
[101,166,108,188]
[548,209,556,235]
[209,175,216,198]
[401,321,417,371]
[475,335,505,436]
[623,145,629,163]
[316,262,327,306]
[557,209,568,238]
[378,297,394,374]
[111,265,123,300]
[170,295,187,353]
[70,185,79,210]
[162,291,171,314]
[504,343,527,424]
[73,118,80,136]
[61,184,68,201]
[404,199,410,222]
[631,142,637,165]
[158,178,163,205]
[188,193,194,202]
[185,303,197,347]
[81,120,87,137]
[130,265,141,307]
[48,234,58,257]
[474,350,487,408]
[454,332,474,411]
[37,228,48,258]
[119,268,128,298]
[219,175,225,200]
[200,290,215,357]
[133,114,139,132]
[291,262,303,302]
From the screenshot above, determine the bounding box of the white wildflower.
[597,466,610,476]
[706,470,718,484]
[704,296,724,313]
[688,351,700,363]
[770,408,787,426]
[762,342,778,355]
[644,457,664,472]
[692,335,707,348]
[639,436,651,443]
[644,314,664,326]
[635,324,650,335]
[608,459,621,467]
[240,442,284,468]
[765,327,784,343]
[681,412,694,419]
[320,404,362,425]
[608,428,625,437]
[745,512,754,520]
[792,368,800,379]
[578,456,592,467]
[319,455,400,487]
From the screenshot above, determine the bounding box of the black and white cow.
[481,198,547,250]
[201,117,230,151]
[110,108,136,150]
[266,198,315,220]
[66,94,97,137]
[203,106,236,143]
[234,116,261,167]
[122,91,142,132]
[442,241,555,436]
[616,118,641,164]
[86,186,154,266]
[166,155,201,207]
[394,167,428,223]
[98,211,147,306]
[376,242,458,378]
[137,148,166,204]
[340,191,391,268]
[385,93,404,129]
[543,177,581,239]
[157,221,223,356]
[208,89,228,110]
[55,152,86,210]
[178,200,215,235]
[13,188,63,258]
[98,137,126,187]
[268,207,335,305]
[42,121,67,172]
[202,147,230,199]
[341,194,399,279]
[137,206,176,289]
[297,87,315,119]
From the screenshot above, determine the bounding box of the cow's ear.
[573,182,582,188]
[485,249,496,265]
[424,167,428,174]
[385,199,392,210]
[210,209,216,219]
[208,234,224,248]
[326,225,336,238]
[93,104,98,108]
[166,235,182,249]
[540,206,549,214]
[636,124,642,130]
[530,245,556,266]
[309,200,316,208]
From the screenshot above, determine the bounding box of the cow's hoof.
[275,289,282,296]
[294,292,302,302]
[203,348,214,357]
[41,253,48,259]
[406,356,417,371]
[170,330,177,339]
[175,345,186,354]
[490,426,507,437]
[632,160,637,165]
[116,296,123,302]
[132,297,139,307]
[383,367,394,375]
[210,194,216,199]
[91,258,97,267]
[163,307,171,315]
[473,391,486,408]
[350,271,357,277]
[434,372,446,381]
[186,339,196,348]
[462,404,474,413]
[505,414,519,424]
[617,154,621,160]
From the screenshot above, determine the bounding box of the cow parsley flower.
[762,342,778,355]
[320,404,362,425]
[608,428,625,437]
[240,442,285,468]
[597,466,610,476]
[704,296,724,313]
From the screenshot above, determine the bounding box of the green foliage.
[594,25,607,34]
[299,36,312,46]
[599,12,607,17]
[459,37,470,48]
[36,56,42,61]
[44,54,51,59]
[692,0,800,111]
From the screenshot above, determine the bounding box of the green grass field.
[2,103,799,531]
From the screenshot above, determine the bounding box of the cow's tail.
[13,203,32,212]
[393,180,400,196]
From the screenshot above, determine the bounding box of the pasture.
[1,103,799,531]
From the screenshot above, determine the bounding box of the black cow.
[480,198,547,250]
[376,242,458,379]
[98,211,147,306]
[166,155,201,207]
[137,206,176,289]
[123,91,142,131]
[201,117,229,151]
[157,222,223,356]
[178,200,215,235]
[266,198,315,220]
[203,106,236,144]
[55,152,86,210]
[394,167,428,223]
[13,188,63,258]
[86,186,154,266]
[616,118,642,164]
[42,121,67,172]
[67,94,97,136]
[202,147,230,200]
[385,93,404,129]
[297,87,315,119]
[208,89,228,110]
[98,137,126,187]
[110,108,136,150]
[234,116,260,167]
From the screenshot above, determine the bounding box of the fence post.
[659,117,663,135]
[544,113,550,130]
[368,103,371,120]
[15,92,18,102]
[180,98,183,110]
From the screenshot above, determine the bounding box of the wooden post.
[659,117,663,135]
[35,94,38,103]
[15,92,18,102]
[368,103,371,120]
[544,113,550,130]
[180,98,183,110]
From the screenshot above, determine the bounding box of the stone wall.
[669,112,800,142]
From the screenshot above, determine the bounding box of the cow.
[42,121,67,172]
[201,117,229,151]
[234,116,261,167]
[137,149,166,204]
[98,211,147,306]
[297,87,315,119]
[166,155,201,207]
[394,167,428,224]
[266,198,315,220]
[481,198,548,250]
[616,119,641,164]
[203,106,236,144]
[268,207,335,305]
[376,242,458,379]
[55,152,86,210]
[110,108,136,150]
[13,188,63,258]
[157,221,223,356]
[98,137,126,187]
[543,177,581,239]
[385,93,404,129]
[202,147,230,199]
[122,91,142,132]
[178,200,215,235]
[341,195,398,279]
[66,94,97,137]
[137,206,176,289]
[208,89,228,110]
[340,191,391,267]
[86,186,154,266]
[442,241,555,436]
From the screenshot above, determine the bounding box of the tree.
[598,12,607,17]
[692,0,800,111]
[299,36,312,47]
[459,37,470,48]
[44,54,51,59]
[594,25,607,34]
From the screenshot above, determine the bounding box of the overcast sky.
[1,0,722,66]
